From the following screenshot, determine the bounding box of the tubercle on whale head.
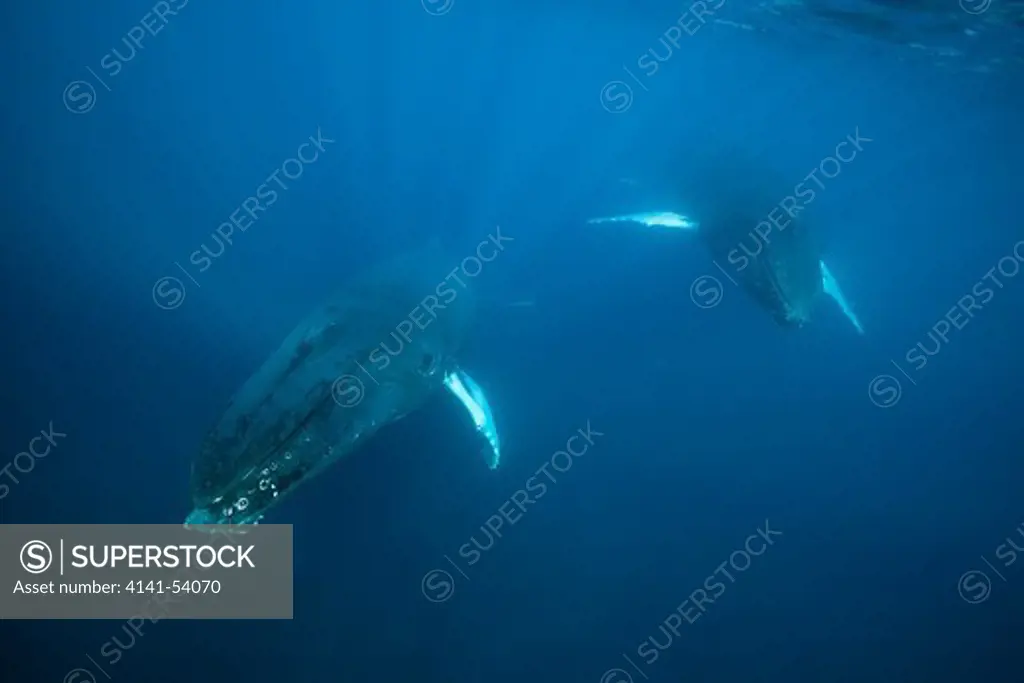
[186,448,313,527]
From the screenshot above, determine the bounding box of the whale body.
[588,210,863,334]
[186,244,502,526]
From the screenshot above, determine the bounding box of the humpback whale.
[185,243,503,526]
[588,209,863,334]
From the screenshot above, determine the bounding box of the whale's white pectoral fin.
[820,260,864,335]
[587,211,700,231]
[443,368,501,470]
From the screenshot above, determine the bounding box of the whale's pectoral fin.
[443,368,502,470]
[587,211,700,231]
[820,260,864,335]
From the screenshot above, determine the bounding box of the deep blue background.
[2,1,1022,681]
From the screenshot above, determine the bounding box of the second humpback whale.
[588,209,863,334]
[185,242,504,526]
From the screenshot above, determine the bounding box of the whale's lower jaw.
[184,368,505,528]
[185,508,262,528]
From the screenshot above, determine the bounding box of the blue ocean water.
[2,0,1022,681]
